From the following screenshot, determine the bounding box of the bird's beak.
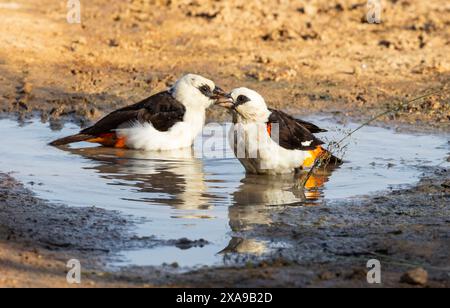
[212,87,234,108]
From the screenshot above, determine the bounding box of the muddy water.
[0,116,448,267]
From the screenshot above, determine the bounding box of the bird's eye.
[236,95,249,104]
[199,85,212,96]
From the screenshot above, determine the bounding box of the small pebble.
[318,271,335,280]
[400,268,428,286]
[109,39,120,47]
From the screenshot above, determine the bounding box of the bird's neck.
[183,106,206,132]
[235,112,270,125]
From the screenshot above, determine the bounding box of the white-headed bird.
[50,74,230,151]
[219,87,341,175]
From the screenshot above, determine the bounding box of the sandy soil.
[0,0,449,129]
[0,0,449,288]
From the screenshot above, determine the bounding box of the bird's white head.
[229,88,271,123]
[170,74,227,110]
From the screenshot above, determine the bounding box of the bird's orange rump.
[266,123,272,137]
[303,147,325,168]
[86,133,127,149]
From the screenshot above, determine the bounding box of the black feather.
[81,91,186,136]
[267,109,325,151]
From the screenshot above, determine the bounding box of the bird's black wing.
[268,109,325,151]
[268,108,327,133]
[81,91,186,136]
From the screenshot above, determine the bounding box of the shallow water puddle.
[0,116,448,267]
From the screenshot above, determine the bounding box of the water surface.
[0,116,448,267]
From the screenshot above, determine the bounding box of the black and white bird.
[50,74,230,151]
[220,87,341,175]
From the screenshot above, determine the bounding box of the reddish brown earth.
[0,0,449,129]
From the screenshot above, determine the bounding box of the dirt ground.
[0,0,449,288]
[0,0,449,129]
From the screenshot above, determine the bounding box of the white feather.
[117,107,206,151]
[117,74,215,151]
[229,122,307,175]
[229,87,309,175]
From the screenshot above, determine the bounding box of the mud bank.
[0,173,204,287]
[1,165,449,287]
[0,0,449,131]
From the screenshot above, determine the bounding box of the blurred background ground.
[0,0,449,129]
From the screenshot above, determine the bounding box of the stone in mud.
[108,39,120,47]
[318,271,335,280]
[379,40,392,48]
[400,268,428,286]
[441,180,450,189]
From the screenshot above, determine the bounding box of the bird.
[218,87,342,175]
[50,74,230,151]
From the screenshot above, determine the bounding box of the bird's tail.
[321,147,343,166]
[324,151,343,167]
[49,134,93,146]
[303,146,343,168]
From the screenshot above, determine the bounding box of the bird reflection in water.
[63,145,214,219]
[222,167,335,255]
[59,144,337,255]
